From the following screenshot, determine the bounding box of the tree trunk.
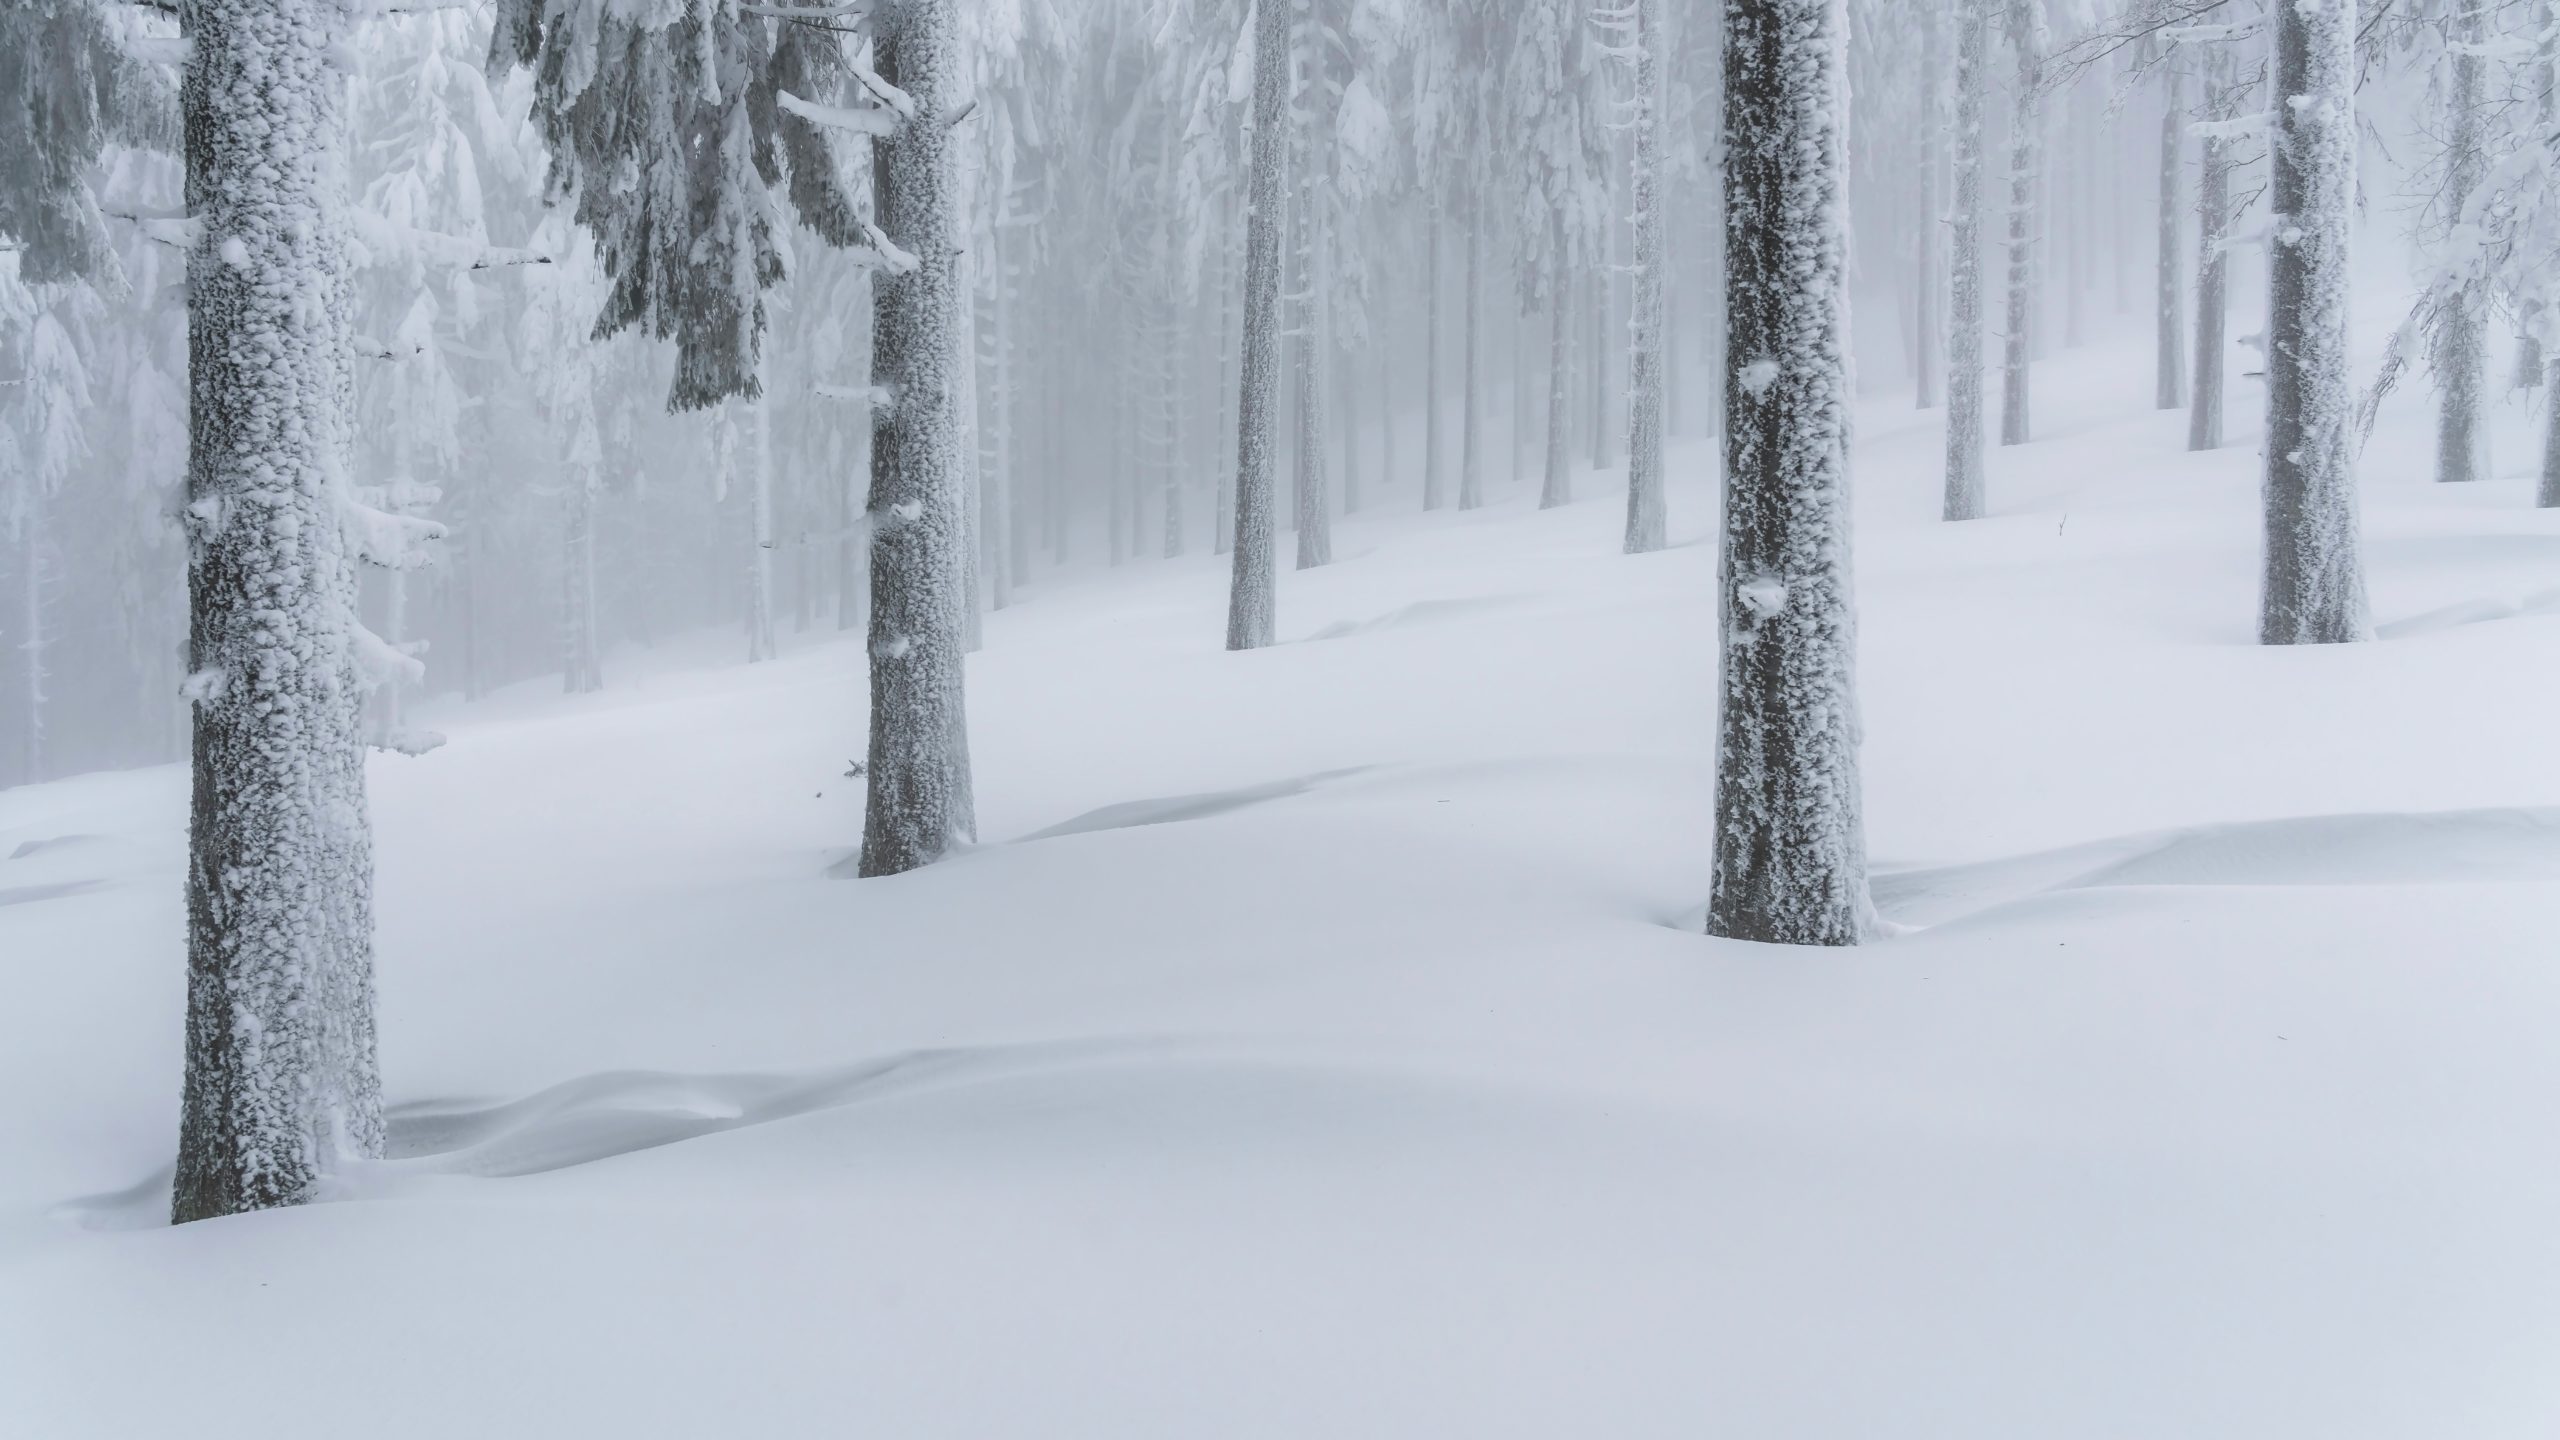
[2435,6,2486,485]
[1460,207,1485,510]
[2157,61,2186,409]
[2000,0,2043,446]
[746,399,777,662]
[174,0,384,1222]
[1225,0,1288,649]
[859,0,974,875]
[1712,0,1865,946]
[1293,104,1332,568]
[1943,0,1990,520]
[841,273,873,630]
[1543,214,1575,509]
[2259,0,2368,645]
[1914,0,1944,411]
[1622,0,1667,552]
[564,482,602,693]
[987,235,1017,605]
[16,511,43,784]
[1424,209,1446,510]
[2189,46,2234,452]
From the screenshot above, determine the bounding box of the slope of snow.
[8,307,2560,1436]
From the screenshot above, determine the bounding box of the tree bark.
[2000,0,2043,447]
[2189,45,2234,452]
[1943,0,1990,520]
[2157,60,2187,409]
[1225,0,1288,649]
[174,0,384,1222]
[1623,0,1668,552]
[2435,4,2486,485]
[859,0,975,874]
[2259,0,2368,645]
[1712,0,1866,946]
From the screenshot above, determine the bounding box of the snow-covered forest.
[7,0,2560,1431]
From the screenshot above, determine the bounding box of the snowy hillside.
[7,312,2560,1436]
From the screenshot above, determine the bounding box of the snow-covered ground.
[8,309,2560,1437]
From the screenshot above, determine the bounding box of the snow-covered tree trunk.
[173,0,385,1222]
[1943,0,1990,520]
[859,0,975,875]
[1226,0,1289,650]
[2260,0,2368,645]
[2156,60,2187,410]
[1914,0,1945,411]
[1542,214,1574,508]
[2189,46,2235,452]
[1712,0,1865,946]
[1622,0,1668,553]
[2000,0,2044,447]
[1379,323,1396,496]
[1162,285,1185,558]
[1460,207,1485,510]
[842,275,874,631]
[957,267,985,655]
[1424,210,1447,510]
[2435,5,2487,485]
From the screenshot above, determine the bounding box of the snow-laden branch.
[776,88,902,138]
[338,485,447,570]
[350,622,428,688]
[814,381,893,406]
[374,727,447,758]
[353,333,425,361]
[2191,113,2269,142]
[347,210,551,271]
[855,218,919,274]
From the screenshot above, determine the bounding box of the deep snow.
[7,301,2560,1436]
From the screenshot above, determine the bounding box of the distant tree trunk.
[1340,360,1362,513]
[1914,0,1944,411]
[1943,0,1990,520]
[15,512,43,784]
[1542,214,1574,508]
[1215,192,1237,555]
[2000,0,2043,446]
[1380,323,1396,495]
[842,275,873,630]
[986,235,1017,605]
[1591,205,1616,469]
[859,0,974,875]
[564,483,602,692]
[1712,0,1865,946]
[2435,5,2486,485]
[1424,208,1447,509]
[1460,206,1485,510]
[174,0,384,1222]
[1226,0,1287,649]
[746,399,777,662]
[1293,110,1333,568]
[2260,0,2368,645]
[2157,60,2187,408]
[1623,0,1668,552]
[2189,46,2235,451]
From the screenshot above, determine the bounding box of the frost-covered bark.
[859,0,974,875]
[2435,7,2487,486]
[1914,0,1944,411]
[1214,194,1237,555]
[2189,46,2236,452]
[1622,0,1667,554]
[1943,0,1990,521]
[986,236,1019,600]
[1226,0,1288,650]
[1712,0,1866,947]
[2260,0,2368,645]
[2000,0,2044,447]
[173,0,384,1222]
[2157,61,2187,410]
[1459,209,1485,510]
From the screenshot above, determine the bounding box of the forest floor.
[7,314,2560,1437]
